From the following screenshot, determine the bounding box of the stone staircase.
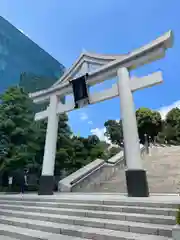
[0,194,177,239]
[98,145,180,193]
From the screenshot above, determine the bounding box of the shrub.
[176,206,180,225]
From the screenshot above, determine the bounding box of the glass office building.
[0,16,65,94]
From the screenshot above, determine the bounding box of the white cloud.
[79,112,93,125]
[158,100,180,120]
[90,127,111,143]
[79,112,88,121]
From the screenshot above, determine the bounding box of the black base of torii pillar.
[125,169,149,197]
[38,175,54,195]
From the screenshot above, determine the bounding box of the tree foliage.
[136,108,162,143]
[0,87,38,173]
[104,120,123,146]
[161,108,180,144]
[104,107,180,145]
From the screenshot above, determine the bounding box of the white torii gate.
[29,30,173,197]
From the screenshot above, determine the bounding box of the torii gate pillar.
[117,67,149,197]
[39,95,59,195]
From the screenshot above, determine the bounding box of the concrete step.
[0,223,88,240]
[0,200,176,216]
[0,196,178,209]
[0,237,20,240]
[0,197,178,209]
[0,217,172,240]
[0,205,175,225]
[0,214,173,237]
[102,200,178,209]
[0,194,176,239]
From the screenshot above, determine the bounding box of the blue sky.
[0,0,179,140]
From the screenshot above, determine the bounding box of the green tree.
[166,108,180,127]
[69,136,89,172]
[58,134,106,175]
[161,108,180,144]
[0,87,39,174]
[136,108,162,143]
[31,113,73,177]
[55,118,74,175]
[104,120,123,146]
[87,135,105,160]
[108,146,121,158]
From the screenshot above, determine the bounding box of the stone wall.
[58,145,145,192]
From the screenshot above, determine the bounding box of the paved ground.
[98,145,180,194]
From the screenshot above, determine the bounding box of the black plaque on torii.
[70,74,89,109]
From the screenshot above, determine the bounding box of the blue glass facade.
[0,16,65,93]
